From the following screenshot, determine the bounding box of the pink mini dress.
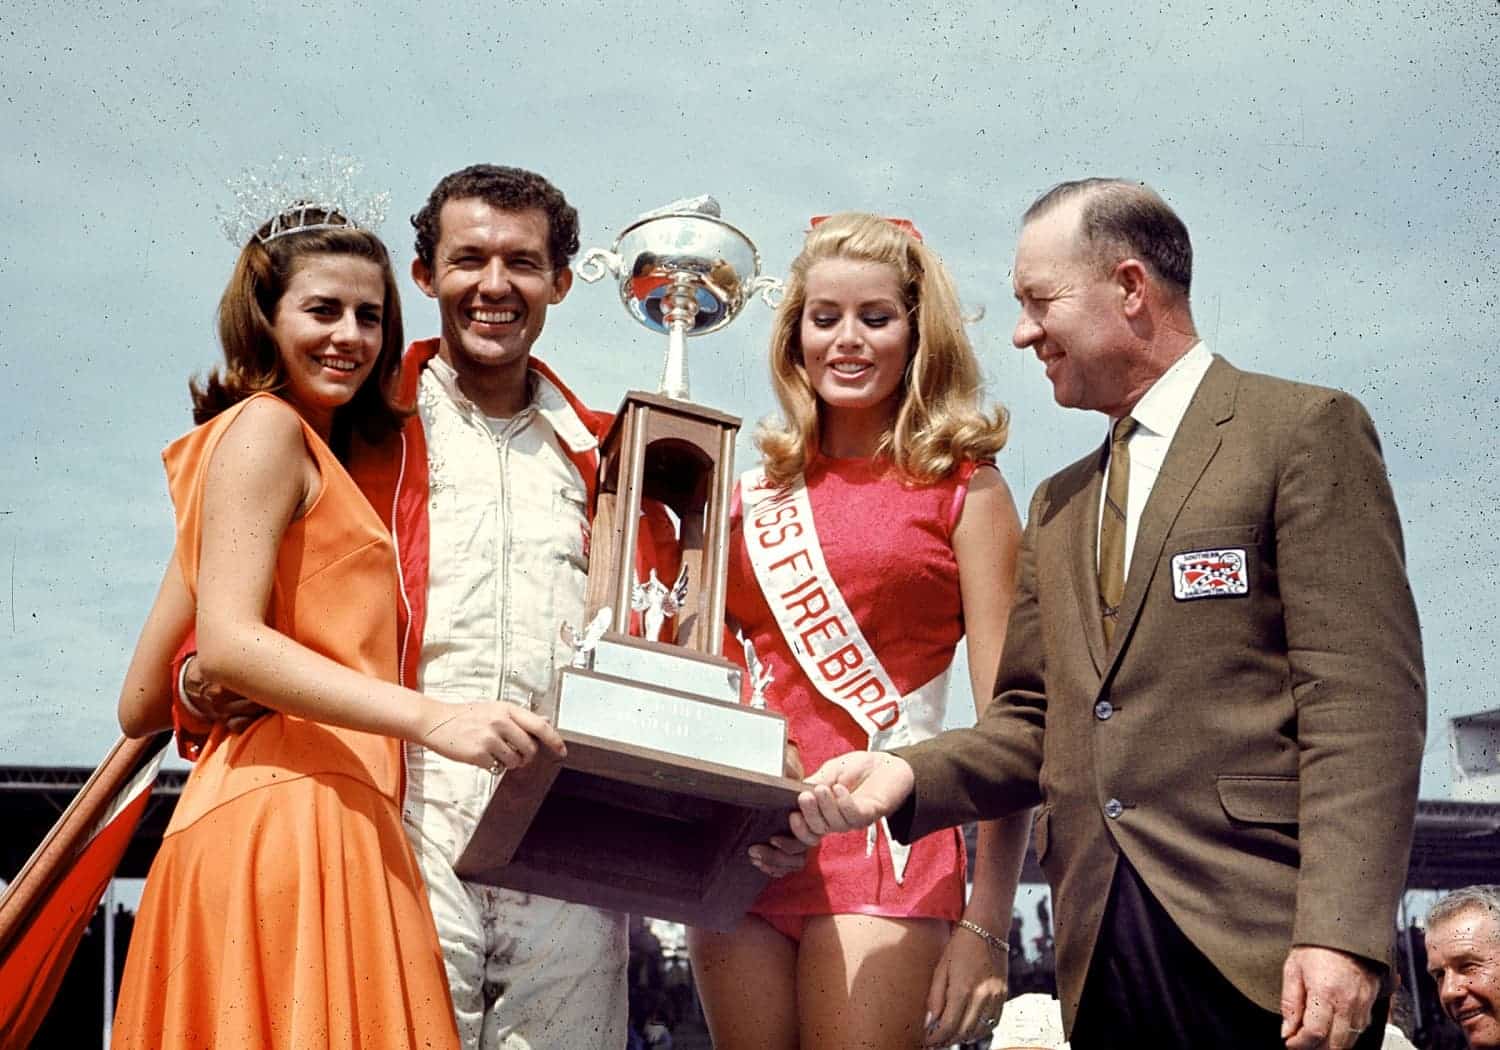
[727,454,979,926]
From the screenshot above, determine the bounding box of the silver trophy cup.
[576,196,781,400]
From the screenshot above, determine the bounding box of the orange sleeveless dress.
[112,394,459,1050]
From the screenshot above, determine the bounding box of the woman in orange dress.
[112,203,564,1049]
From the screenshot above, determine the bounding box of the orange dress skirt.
[112,395,459,1050]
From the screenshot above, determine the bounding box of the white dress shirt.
[1098,341,1213,577]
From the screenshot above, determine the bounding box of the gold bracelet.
[956,918,1007,955]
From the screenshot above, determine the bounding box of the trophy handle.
[575,248,623,283]
[746,274,784,309]
[962,303,986,324]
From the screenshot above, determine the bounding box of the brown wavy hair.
[410,164,580,271]
[191,207,407,455]
[757,212,1009,485]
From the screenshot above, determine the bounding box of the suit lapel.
[1065,444,1110,676]
[1106,357,1239,668]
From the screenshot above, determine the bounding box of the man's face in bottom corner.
[1428,906,1500,1048]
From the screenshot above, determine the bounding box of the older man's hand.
[1280,944,1379,1050]
[792,751,916,844]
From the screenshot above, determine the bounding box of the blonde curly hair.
[756,212,1009,485]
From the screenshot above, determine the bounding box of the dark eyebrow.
[805,296,902,310]
[301,293,382,312]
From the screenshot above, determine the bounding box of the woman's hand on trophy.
[782,740,805,779]
[793,751,916,842]
[747,832,809,878]
[418,700,567,772]
[751,735,812,878]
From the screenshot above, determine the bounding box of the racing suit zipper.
[491,410,532,705]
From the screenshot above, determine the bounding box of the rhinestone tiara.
[218,153,391,247]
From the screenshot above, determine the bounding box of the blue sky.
[2,0,1496,797]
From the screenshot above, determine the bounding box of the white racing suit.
[403,355,626,1049]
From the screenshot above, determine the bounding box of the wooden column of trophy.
[455,199,801,930]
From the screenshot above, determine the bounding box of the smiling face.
[1010,200,1140,417]
[799,257,912,433]
[411,198,572,397]
[269,253,386,433]
[1428,906,1500,1048]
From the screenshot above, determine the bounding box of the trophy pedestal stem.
[657,275,701,400]
[660,322,690,400]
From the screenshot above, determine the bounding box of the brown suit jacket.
[892,356,1426,1029]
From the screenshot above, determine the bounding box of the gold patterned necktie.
[1099,415,1137,643]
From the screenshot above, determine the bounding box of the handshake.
[748,751,917,877]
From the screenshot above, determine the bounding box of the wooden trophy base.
[454,661,803,930]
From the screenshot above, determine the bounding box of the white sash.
[740,467,949,882]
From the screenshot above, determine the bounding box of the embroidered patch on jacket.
[1171,548,1248,600]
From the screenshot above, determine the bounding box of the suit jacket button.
[1104,798,1125,820]
[1094,700,1114,721]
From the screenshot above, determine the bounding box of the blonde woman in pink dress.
[689,213,1031,1049]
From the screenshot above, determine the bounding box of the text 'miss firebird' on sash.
[740,468,950,882]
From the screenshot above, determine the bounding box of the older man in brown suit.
[779,180,1426,1050]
